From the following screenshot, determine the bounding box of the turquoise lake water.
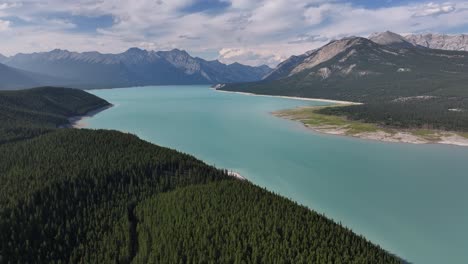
[86,85,468,264]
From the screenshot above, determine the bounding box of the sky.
[0,0,467,67]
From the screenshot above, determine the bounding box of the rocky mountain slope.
[221,31,468,102]
[369,31,416,48]
[262,50,315,80]
[405,33,468,51]
[1,48,271,89]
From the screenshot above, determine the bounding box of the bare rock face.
[264,37,370,80]
[157,49,201,75]
[262,53,309,80]
[291,37,366,75]
[405,33,468,51]
[370,31,409,45]
[369,31,415,48]
[316,67,331,79]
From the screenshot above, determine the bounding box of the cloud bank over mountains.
[0,0,466,66]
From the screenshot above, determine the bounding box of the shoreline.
[66,104,114,128]
[64,100,249,180]
[274,107,468,147]
[214,88,361,105]
[64,103,249,180]
[215,88,468,147]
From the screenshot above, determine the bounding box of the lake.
[85,85,468,264]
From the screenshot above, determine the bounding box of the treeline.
[0,87,110,143]
[318,96,468,132]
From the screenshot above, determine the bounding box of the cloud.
[43,18,76,30]
[0,2,21,10]
[0,0,468,66]
[288,34,329,44]
[0,19,10,31]
[178,34,200,40]
[218,47,286,66]
[413,2,456,17]
[218,47,273,63]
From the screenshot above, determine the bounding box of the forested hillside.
[0,87,110,143]
[0,88,401,263]
[220,34,468,132]
[221,37,468,103]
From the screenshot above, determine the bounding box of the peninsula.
[274,105,468,146]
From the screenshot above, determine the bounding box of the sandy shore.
[304,121,468,147]
[66,105,113,128]
[214,88,361,105]
[307,126,468,147]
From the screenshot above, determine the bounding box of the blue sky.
[0,0,466,66]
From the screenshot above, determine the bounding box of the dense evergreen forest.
[0,87,110,143]
[0,129,232,263]
[130,181,399,264]
[0,87,401,263]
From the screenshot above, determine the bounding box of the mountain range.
[2,31,467,92]
[0,48,271,90]
[220,31,468,102]
[405,33,468,51]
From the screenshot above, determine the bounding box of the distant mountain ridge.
[221,31,468,102]
[0,48,271,89]
[405,33,468,51]
[0,63,40,89]
[0,62,71,90]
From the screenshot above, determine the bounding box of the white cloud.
[0,19,10,31]
[0,0,467,66]
[218,43,317,67]
[288,34,329,44]
[413,2,456,17]
[0,2,21,10]
[218,47,286,66]
[303,4,331,25]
